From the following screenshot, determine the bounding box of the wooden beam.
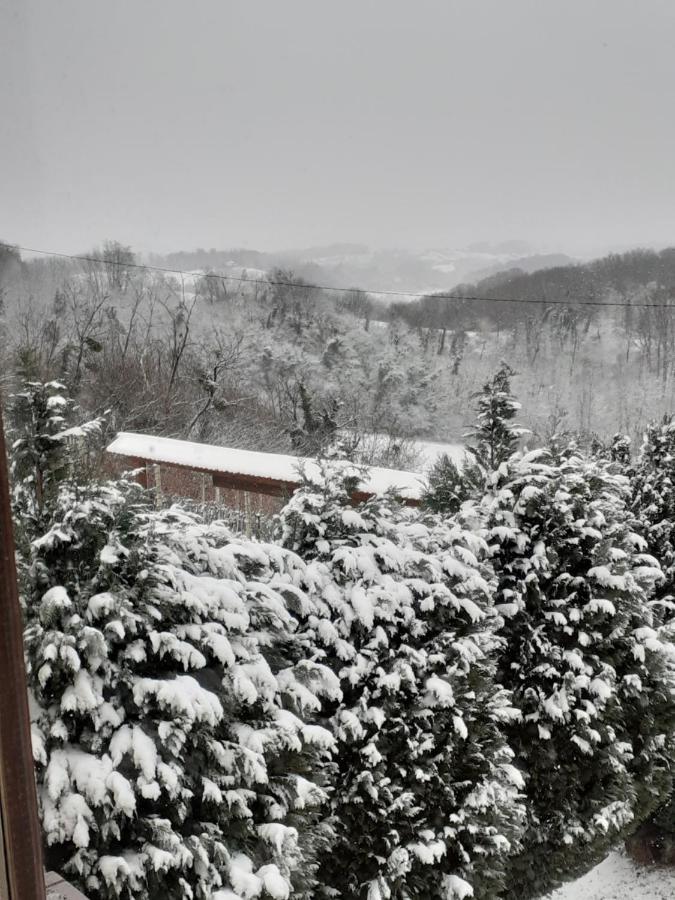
[351,490,420,508]
[0,405,46,899]
[45,872,88,899]
[212,471,298,498]
[212,474,420,506]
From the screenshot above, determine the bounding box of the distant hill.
[148,243,573,294]
[149,247,270,271]
[390,247,675,331]
[468,253,576,282]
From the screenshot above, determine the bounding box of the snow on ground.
[546,851,674,900]
[414,439,467,469]
[340,429,467,472]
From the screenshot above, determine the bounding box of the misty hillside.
[150,242,575,295]
[3,241,675,463]
[392,246,675,331]
[471,245,675,302]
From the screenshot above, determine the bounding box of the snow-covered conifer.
[484,447,675,898]
[422,453,482,515]
[13,384,338,900]
[466,363,526,472]
[8,380,102,546]
[624,417,675,858]
[281,462,525,899]
[423,364,524,514]
[632,418,675,605]
[25,483,338,900]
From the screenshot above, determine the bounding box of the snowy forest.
[5,242,675,461]
[3,242,675,899]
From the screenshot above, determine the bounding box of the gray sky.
[3,0,675,257]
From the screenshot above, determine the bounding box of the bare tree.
[157,294,198,408]
[94,240,136,293]
[186,330,245,437]
[61,280,108,389]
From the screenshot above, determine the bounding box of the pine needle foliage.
[466,363,527,472]
[484,448,675,899]
[281,462,525,900]
[625,417,675,855]
[424,363,525,514]
[13,383,338,900]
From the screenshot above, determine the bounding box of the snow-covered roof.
[106,432,425,501]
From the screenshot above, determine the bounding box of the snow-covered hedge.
[625,418,675,861]
[281,463,526,899]
[9,380,675,900]
[24,479,338,900]
[484,448,675,899]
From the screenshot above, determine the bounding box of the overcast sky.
[3,0,675,257]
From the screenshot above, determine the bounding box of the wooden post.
[244,491,251,538]
[0,405,46,899]
[154,464,162,504]
[45,871,88,899]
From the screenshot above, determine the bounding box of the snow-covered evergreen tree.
[281,462,525,900]
[587,432,633,467]
[624,417,675,858]
[466,363,527,473]
[14,383,339,900]
[422,453,482,516]
[423,364,525,514]
[9,380,102,549]
[631,418,675,609]
[25,483,340,900]
[484,446,675,898]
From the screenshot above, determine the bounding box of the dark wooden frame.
[0,406,46,899]
[211,470,298,497]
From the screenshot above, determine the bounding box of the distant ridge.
[469,253,576,282]
[147,243,576,295]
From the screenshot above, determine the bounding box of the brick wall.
[104,454,286,516]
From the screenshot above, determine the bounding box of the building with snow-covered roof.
[105,432,424,511]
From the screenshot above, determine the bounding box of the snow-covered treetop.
[465,363,528,472]
[280,461,525,899]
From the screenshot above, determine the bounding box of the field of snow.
[546,851,674,900]
[337,429,466,472]
[414,439,467,469]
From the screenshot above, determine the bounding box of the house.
[105,432,425,511]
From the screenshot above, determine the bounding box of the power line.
[7,242,675,309]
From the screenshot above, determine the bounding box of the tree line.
[7,367,675,900]
[6,239,675,458]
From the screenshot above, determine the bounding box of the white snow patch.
[257,865,290,900]
[442,873,474,899]
[545,850,674,899]
[42,585,71,609]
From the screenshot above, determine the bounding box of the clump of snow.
[442,873,474,899]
